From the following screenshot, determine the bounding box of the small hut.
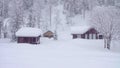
[43,31,54,38]
[71,26,103,39]
[16,27,42,44]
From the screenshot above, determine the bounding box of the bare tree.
[26,0,44,28]
[32,0,45,28]
[90,6,120,49]
[8,0,25,41]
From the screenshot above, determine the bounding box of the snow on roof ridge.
[16,27,42,37]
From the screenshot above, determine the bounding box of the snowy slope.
[0,38,120,68]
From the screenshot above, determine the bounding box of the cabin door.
[93,34,96,39]
[89,34,92,39]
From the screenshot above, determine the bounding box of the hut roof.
[70,25,91,34]
[44,31,53,34]
[16,27,42,37]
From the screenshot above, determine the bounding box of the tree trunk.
[0,29,1,38]
[82,9,85,19]
[54,31,57,40]
[0,22,2,38]
[107,38,111,50]
[104,39,107,48]
[11,31,17,42]
[49,5,52,29]
[104,36,111,50]
[4,32,7,38]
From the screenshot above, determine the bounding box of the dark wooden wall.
[17,36,40,44]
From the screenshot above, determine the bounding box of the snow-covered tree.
[23,0,33,10]
[44,0,59,29]
[25,9,35,27]
[53,8,61,40]
[90,6,120,49]
[2,18,13,38]
[0,17,3,38]
[26,0,44,28]
[0,0,9,38]
[52,5,67,40]
[32,0,45,28]
[8,0,25,41]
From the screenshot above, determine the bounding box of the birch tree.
[90,6,120,49]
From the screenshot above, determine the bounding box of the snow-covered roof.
[71,26,91,34]
[16,27,42,37]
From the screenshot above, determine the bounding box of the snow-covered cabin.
[71,26,103,39]
[16,27,42,44]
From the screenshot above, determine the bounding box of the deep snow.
[0,38,120,68]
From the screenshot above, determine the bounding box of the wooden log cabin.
[43,31,54,38]
[71,26,103,39]
[16,27,42,44]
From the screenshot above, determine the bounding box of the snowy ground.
[0,38,120,68]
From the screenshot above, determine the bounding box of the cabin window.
[73,34,77,39]
[99,35,103,39]
[81,34,85,38]
[77,34,81,38]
